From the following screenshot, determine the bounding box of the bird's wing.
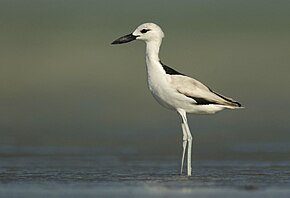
[169,75,241,107]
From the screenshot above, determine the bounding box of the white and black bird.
[111,22,242,176]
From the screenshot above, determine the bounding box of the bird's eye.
[140,29,150,33]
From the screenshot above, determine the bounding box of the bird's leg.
[180,122,188,175]
[178,109,192,176]
[183,119,192,176]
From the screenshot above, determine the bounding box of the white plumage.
[112,22,242,176]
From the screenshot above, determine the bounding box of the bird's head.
[111,22,164,45]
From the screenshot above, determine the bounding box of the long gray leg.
[184,119,192,176]
[180,122,188,174]
[178,109,192,176]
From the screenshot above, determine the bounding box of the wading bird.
[112,22,242,176]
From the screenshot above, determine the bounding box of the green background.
[1,0,290,159]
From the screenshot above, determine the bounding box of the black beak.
[111,33,137,45]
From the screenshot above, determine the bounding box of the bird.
[111,22,242,176]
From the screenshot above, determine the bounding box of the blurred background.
[0,0,290,160]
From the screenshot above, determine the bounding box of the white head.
[112,22,164,44]
[132,23,164,42]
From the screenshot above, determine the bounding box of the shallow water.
[0,150,290,198]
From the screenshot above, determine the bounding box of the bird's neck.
[145,40,162,63]
[145,40,167,78]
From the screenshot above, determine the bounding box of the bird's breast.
[146,72,177,110]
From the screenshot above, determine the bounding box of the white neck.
[145,40,162,63]
[145,39,167,83]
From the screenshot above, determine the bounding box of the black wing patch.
[160,61,184,75]
[180,90,242,106]
[185,94,219,105]
[191,97,219,105]
[183,90,242,106]
[209,88,242,107]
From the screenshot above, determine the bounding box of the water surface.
[0,148,289,198]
